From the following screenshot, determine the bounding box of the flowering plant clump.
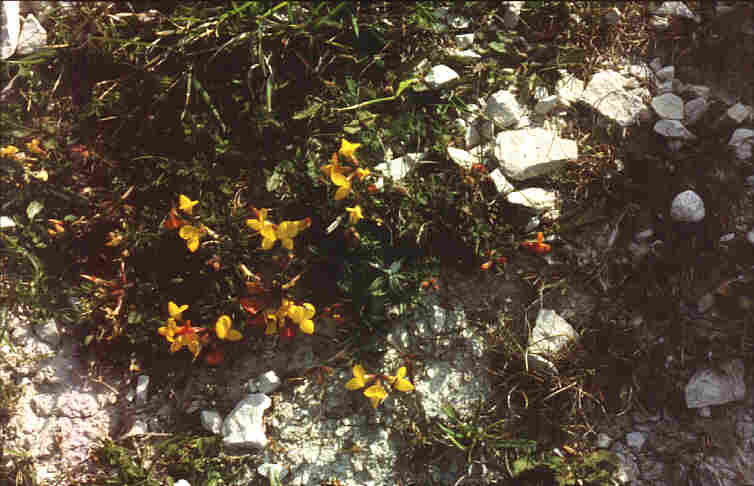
[345,364,415,409]
[163,194,220,253]
[239,270,316,339]
[246,207,311,251]
[321,140,372,231]
[157,301,242,363]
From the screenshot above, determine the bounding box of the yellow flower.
[169,320,204,360]
[104,231,123,247]
[178,194,199,215]
[168,301,189,320]
[158,317,179,342]
[387,366,415,392]
[172,332,201,360]
[0,145,19,157]
[179,225,203,252]
[355,168,370,182]
[26,139,46,155]
[364,381,388,409]
[338,139,361,162]
[215,315,242,341]
[288,302,315,334]
[276,218,311,250]
[345,206,363,225]
[331,170,353,201]
[264,299,293,335]
[345,364,368,390]
[246,208,278,250]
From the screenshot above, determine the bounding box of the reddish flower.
[520,232,551,255]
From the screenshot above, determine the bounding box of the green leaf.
[488,41,508,54]
[292,101,322,120]
[26,201,43,221]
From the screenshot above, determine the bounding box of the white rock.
[726,103,753,125]
[447,146,479,170]
[248,370,281,394]
[33,318,60,347]
[488,168,514,195]
[485,90,522,129]
[503,1,524,29]
[493,128,577,180]
[684,84,711,98]
[684,97,709,125]
[653,1,701,22]
[685,359,746,408]
[222,393,271,449]
[444,48,481,63]
[651,93,684,119]
[596,433,613,448]
[424,65,459,88]
[655,65,675,81]
[455,33,474,49]
[729,128,754,160]
[372,152,426,190]
[656,80,674,94]
[174,480,191,486]
[257,463,284,481]
[0,216,16,228]
[626,64,654,80]
[528,308,578,356]
[581,70,648,127]
[136,375,150,403]
[0,1,20,59]
[555,71,584,106]
[534,95,561,115]
[506,188,559,213]
[626,431,647,450]
[670,190,705,222]
[448,14,470,29]
[635,229,654,241]
[729,128,754,146]
[201,410,223,434]
[650,15,670,30]
[654,119,697,140]
[16,14,46,56]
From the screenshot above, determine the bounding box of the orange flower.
[521,232,551,254]
[480,261,493,271]
[164,208,186,230]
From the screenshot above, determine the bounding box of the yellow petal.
[178,194,199,215]
[334,185,351,201]
[281,237,294,250]
[299,319,314,334]
[346,377,365,390]
[346,206,363,225]
[227,329,243,341]
[261,235,276,250]
[364,383,387,408]
[168,303,188,320]
[301,303,316,319]
[215,315,232,339]
[179,225,202,240]
[355,168,370,181]
[246,218,262,231]
[330,169,349,187]
[187,237,199,252]
[339,139,361,161]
